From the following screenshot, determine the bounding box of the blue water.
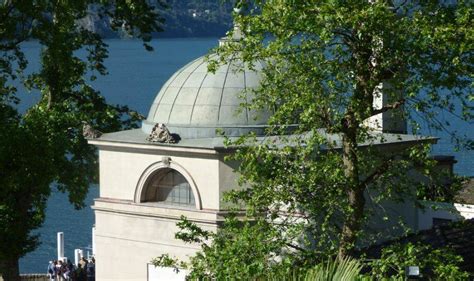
[19,187,99,274]
[16,38,473,273]
[18,38,218,273]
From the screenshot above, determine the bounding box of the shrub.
[366,242,468,280]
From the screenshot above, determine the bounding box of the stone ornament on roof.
[147,123,176,143]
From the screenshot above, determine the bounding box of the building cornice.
[93,198,236,225]
[88,139,220,155]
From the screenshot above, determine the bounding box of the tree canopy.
[154,0,473,278]
[0,1,165,280]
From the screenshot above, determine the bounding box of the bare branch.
[360,155,397,188]
[285,242,308,253]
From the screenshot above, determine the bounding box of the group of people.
[47,257,95,281]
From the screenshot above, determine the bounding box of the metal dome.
[142,54,271,138]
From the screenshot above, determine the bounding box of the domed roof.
[142,54,272,138]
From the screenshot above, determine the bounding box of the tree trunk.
[338,184,366,258]
[0,256,21,281]
[338,117,366,259]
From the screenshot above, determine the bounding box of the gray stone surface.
[95,128,437,152]
[144,54,270,138]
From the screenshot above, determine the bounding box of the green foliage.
[157,0,473,278]
[70,1,233,38]
[259,257,364,281]
[367,242,468,280]
[416,170,466,203]
[159,0,233,37]
[0,105,54,261]
[0,1,165,279]
[154,234,364,281]
[151,254,188,273]
[301,257,363,281]
[213,0,473,258]
[153,215,294,280]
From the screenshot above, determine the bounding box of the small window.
[143,168,195,207]
[432,217,451,227]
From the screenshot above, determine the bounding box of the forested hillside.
[77,0,233,38]
[161,0,233,37]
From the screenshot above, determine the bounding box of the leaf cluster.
[153,215,296,280]
[221,0,473,138]
[367,242,469,280]
[0,105,54,260]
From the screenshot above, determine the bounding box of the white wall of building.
[93,144,232,281]
[93,204,217,281]
[98,147,222,210]
[416,201,474,230]
[148,265,188,281]
[92,141,468,280]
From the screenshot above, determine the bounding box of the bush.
[366,242,468,280]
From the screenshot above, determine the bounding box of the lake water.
[17,38,473,273]
[18,38,218,273]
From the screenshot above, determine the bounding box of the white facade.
[89,139,238,281]
[90,135,462,280]
[87,40,269,280]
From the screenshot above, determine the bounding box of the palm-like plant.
[264,257,363,281]
[305,257,363,281]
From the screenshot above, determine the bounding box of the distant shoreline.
[22,36,222,43]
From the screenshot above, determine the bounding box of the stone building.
[88,39,464,280]
[87,50,273,280]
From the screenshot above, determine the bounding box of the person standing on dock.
[57,260,66,281]
[75,263,86,281]
[79,257,88,270]
[47,260,56,280]
[86,258,95,281]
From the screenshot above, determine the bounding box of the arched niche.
[135,160,202,210]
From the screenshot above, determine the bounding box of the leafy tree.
[0,1,165,280]
[155,0,473,278]
[220,0,472,257]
